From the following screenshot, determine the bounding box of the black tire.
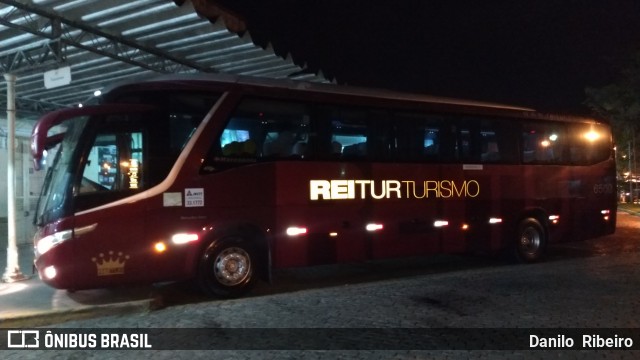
[197,237,255,298]
[513,217,546,263]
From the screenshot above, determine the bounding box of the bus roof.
[102,73,607,125]
[104,73,533,110]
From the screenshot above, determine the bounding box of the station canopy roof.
[0,0,329,137]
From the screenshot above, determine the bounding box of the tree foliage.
[585,51,640,148]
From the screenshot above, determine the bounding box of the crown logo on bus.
[91,251,130,276]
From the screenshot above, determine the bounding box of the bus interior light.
[171,233,199,244]
[366,223,384,232]
[286,227,308,236]
[434,220,449,228]
[489,218,503,224]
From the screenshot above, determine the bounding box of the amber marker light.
[154,242,167,253]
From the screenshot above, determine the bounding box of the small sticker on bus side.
[463,164,483,171]
[163,192,182,207]
[185,188,205,207]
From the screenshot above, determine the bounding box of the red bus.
[30,74,616,297]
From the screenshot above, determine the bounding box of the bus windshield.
[33,91,221,226]
[35,116,89,226]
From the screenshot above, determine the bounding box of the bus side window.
[80,134,118,194]
[205,98,311,172]
[423,128,440,159]
[457,127,475,162]
[79,131,144,194]
[481,136,500,162]
[368,110,393,161]
[478,119,518,164]
[219,120,257,158]
[569,123,611,165]
[394,112,444,162]
[259,114,310,159]
[322,106,369,160]
[522,122,566,164]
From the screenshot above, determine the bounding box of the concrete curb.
[0,296,164,328]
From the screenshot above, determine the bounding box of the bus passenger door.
[71,127,147,288]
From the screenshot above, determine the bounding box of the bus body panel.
[70,200,147,289]
[274,162,370,267]
[569,161,617,239]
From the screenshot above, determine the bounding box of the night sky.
[217,0,640,115]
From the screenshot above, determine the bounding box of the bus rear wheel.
[198,238,255,298]
[513,218,546,263]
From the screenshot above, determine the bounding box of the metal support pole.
[3,73,27,283]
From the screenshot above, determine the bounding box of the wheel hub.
[214,247,251,286]
[520,227,540,254]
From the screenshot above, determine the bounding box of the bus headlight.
[43,266,57,280]
[36,230,72,256]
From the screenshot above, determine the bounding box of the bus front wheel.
[198,237,255,298]
[513,218,546,263]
